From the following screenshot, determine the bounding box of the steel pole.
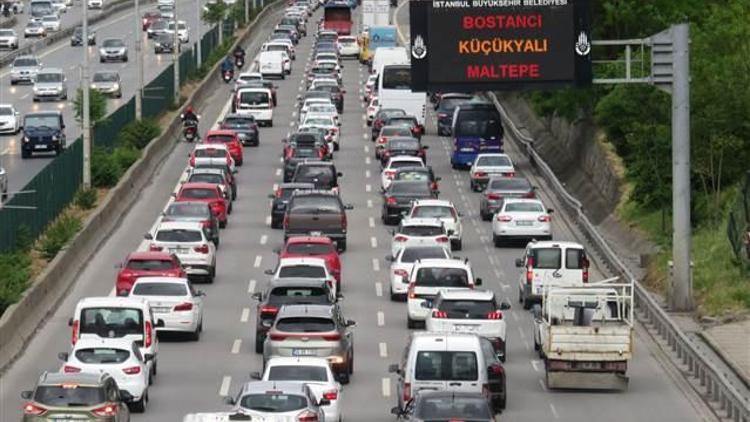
[134,0,142,120]
[196,0,202,67]
[245,0,250,23]
[82,0,91,188]
[173,1,180,104]
[670,23,693,311]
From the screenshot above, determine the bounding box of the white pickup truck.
[532,278,634,390]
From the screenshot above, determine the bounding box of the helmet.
[185,106,194,114]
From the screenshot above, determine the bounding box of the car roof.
[189,168,225,176]
[437,289,495,301]
[280,182,316,189]
[37,67,64,74]
[76,296,150,308]
[413,258,469,269]
[409,332,482,348]
[194,143,229,151]
[270,277,329,288]
[240,381,309,395]
[126,251,174,260]
[277,304,334,318]
[39,371,107,387]
[502,198,544,206]
[387,156,423,164]
[181,182,220,190]
[156,220,204,231]
[528,240,584,249]
[476,153,511,159]
[132,276,189,285]
[401,217,443,227]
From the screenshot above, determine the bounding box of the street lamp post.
[173,1,180,105]
[82,0,91,188]
[135,0,143,120]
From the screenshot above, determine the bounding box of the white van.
[234,87,273,126]
[371,46,408,76]
[389,332,506,413]
[257,50,286,79]
[515,240,589,309]
[69,296,162,381]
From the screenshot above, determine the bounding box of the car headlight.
[23,136,29,143]
[99,49,105,55]
[52,135,59,141]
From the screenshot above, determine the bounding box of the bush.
[73,88,108,124]
[91,147,122,188]
[0,252,32,315]
[118,119,162,150]
[112,145,141,171]
[36,212,82,261]
[15,225,33,253]
[74,188,98,210]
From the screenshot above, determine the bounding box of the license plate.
[454,324,479,332]
[309,231,322,236]
[292,349,316,356]
[516,221,533,226]
[577,361,601,370]
[170,248,189,254]
[34,144,46,149]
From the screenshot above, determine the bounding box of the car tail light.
[174,302,194,311]
[384,170,396,179]
[486,193,502,200]
[504,172,515,177]
[538,215,551,222]
[63,365,81,373]
[122,366,142,375]
[489,363,504,375]
[526,266,534,284]
[210,201,223,212]
[407,282,416,299]
[583,266,589,283]
[524,191,536,198]
[194,244,210,254]
[340,213,347,230]
[432,310,447,318]
[383,150,391,158]
[431,181,438,191]
[386,196,397,205]
[269,332,287,341]
[142,18,148,25]
[496,215,512,222]
[393,269,408,279]
[189,156,195,167]
[296,410,319,422]
[261,305,279,315]
[322,390,338,400]
[91,404,118,417]
[377,136,387,145]
[23,403,46,416]
[438,112,447,118]
[321,332,341,341]
[149,244,163,252]
[144,320,153,348]
[394,235,408,242]
[486,310,503,320]
[436,236,449,243]
[200,219,212,229]
[283,214,289,229]
[71,319,79,345]
[472,171,487,179]
[403,382,411,402]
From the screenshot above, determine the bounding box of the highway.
[0,0,209,195]
[0,3,715,421]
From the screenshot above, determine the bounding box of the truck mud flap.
[546,371,629,391]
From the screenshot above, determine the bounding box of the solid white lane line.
[372,259,380,271]
[365,169,371,178]
[219,376,232,396]
[539,379,548,392]
[265,216,272,226]
[254,255,262,268]
[549,403,559,419]
[362,133,368,140]
[248,279,256,294]
[240,308,250,323]
[375,282,383,297]
[377,311,385,326]
[379,342,388,358]
[231,339,242,354]
[382,378,391,397]
[370,237,378,248]
[275,168,282,176]
[364,145,369,153]
[272,183,279,191]
[365,157,371,164]
[365,184,371,192]
[367,199,373,208]
[260,235,268,245]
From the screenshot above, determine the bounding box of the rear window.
[400,247,449,263]
[415,268,469,287]
[291,148,318,159]
[389,161,423,169]
[476,155,511,167]
[286,243,334,255]
[33,386,105,407]
[414,351,478,381]
[437,300,495,319]
[388,139,419,150]
[189,174,224,185]
[565,248,586,270]
[276,317,335,332]
[74,348,130,364]
[400,225,443,236]
[389,182,431,195]
[504,202,544,213]
[132,282,187,296]
[269,287,330,303]
[294,166,335,184]
[417,396,492,419]
[207,135,235,144]
[239,394,307,413]
[489,177,531,191]
[268,365,328,382]
[395,171,430,182]
[126,259,174,270]
[155,229,202,242]
[80,307,143,337]
[289,196,340,213]
[194,148,225,158]
[531,247,561,269]
[438,97,472,111]
[411,206,456,219]
[278,265,326,278]
[180,188,219,199]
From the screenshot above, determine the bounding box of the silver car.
[0,29,19,50]
[10,56,42,85]
[223,381,327,420]
[90,71,122,98]
[99,38,128,62]
[262,304,355,384]
[479,176,535,221]
[33,68,67,102]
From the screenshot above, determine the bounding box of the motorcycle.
[222,69,234,83]
[234,52,245,68]
[182,119,199,142]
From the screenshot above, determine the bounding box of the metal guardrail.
[487,91,750,422]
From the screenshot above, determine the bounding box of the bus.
[377,63,427,127]
[450,101,504,168]
[323,2,353,35]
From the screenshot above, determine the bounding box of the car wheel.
[219,220,227,229]
[337,239,346,252]
[481,210,491,222]
[338,369,350,385]
[10,80,16,85]
[208,267,216,284]
[255,333,264,354]
[407,317,417,329]
[268,120,273,127]
[348,352,354,374]
[523,295,532,310]
[493,234,501,248]
[130,390,147,413]
[518,288,524,304]
[390,290,399,302]
[452,238,462,251]
[21,149,30,159]
[189,324,201,341]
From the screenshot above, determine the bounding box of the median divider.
[0,16,17,29]
[0,0,285,375]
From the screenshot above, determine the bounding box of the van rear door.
[412,348,480,395]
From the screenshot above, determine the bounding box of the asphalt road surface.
[0,0,209,195]
[0,4,715,421]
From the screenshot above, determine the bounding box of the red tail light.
[322,390,338,400]
[189,156,195,167]
[149,244,163,252]
[71,320,79,345]
[377,136,388,145]
[23,402,46,416]
[431,181,438,191]
[504,172,516,177]
[524,191,536,198]
[63,365,81,373]
[471,172,487,179]
[407,282,416,299]
[583,267,589,283]
[269,332,287,341]
[394,235,408,242]
[386,196,397,205]
[283,214,290,229]
[432,310,448,318]
[201,219,212,228]
[403,382,411,402]
[496,215,512,222]
[538,215,551,222]
[383,150,391,157]
[526,266,534,284]
[91,404,118,417]
[194,244,210,254]
[122,366,142,375]
[321,333,341,341]
[144,320,153,348]
[436,236,449,243]
[486,193,502,200]
[210,201,223,213]
[384,170,396,179]
[296,410,319,422]
[393,269,408,279]
[261,305,279,315]
[486,311,503,320]
[174,302,194,311]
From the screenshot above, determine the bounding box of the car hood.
[0,115,16,124]
[0,35,17,40]
[34,82,63,89]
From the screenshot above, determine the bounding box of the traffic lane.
[0,8,283,420]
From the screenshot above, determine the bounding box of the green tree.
[73,88,107,124]
[203,0,229,44]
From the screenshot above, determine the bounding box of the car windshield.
[389,182,431,195]
[0,107,13,116]
[308,105,336,114]
[400,246,449,263]
[476,155,511,167]
[155,229,202,242]
[276,317,335,332]
[33,386,105,407]
[103,39,124,47]
[414,351,478,381]
[80,307,143,337]
[504,202,544,213]
[416,396,492,419]
[268,365,328,382]
[531,248,562,269]
[239,393,307,413]
[181,188,219,199]
[285,243,333,255]
[74,348,130,364]
[304,118,332,126]
[389,118,416,127]
[400,225,443,236]
[0,30,15,36]
[36,73,61,83]
[412,206,456,219]
[489,177,531,191]
[24,115,60,128]
[438,300,495,319]
[415,267,469,287]
[126,259,174,270]
[278,265,326,278]
[42,16,57,22]
[27,22,42,28]
[381,127,412,137]
[14,58,39,67]
[388,139,418,150]
[152,20,168,29]
[165,202,209,218]
[396,171,429,182]
[189,174,224,185]
[93,73,118,82]
[132,282,187,296]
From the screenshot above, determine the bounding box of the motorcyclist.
[233,45,246,59]
[181,106,199,141]
[181,106,199,124]
[221,56,234,74]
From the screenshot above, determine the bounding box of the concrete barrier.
[0,0,284,375]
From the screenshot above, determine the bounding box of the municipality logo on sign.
[575,31,591,56]
[412,35,427,59]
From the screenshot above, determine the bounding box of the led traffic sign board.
[409,0,592,92]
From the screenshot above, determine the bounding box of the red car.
[142,11,161,31]
[175,182,230,228]
[205,130,244,166]
[278,236,342,291]
[115,251,184,296]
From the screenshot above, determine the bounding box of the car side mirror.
[68,318,74,327]
[388,363,400,374]
[435,176,442,181]
[223,396,236,405]
[318,398,331,406]
[345,319,356,327]
[500,301,511,310]
[336,293,344,300]
[21,391,33,400]
[515,258,524,268]
[273,247,281,254]
[475,278,483,286]
[267,194,275,199]
[457,212,464,217]
[57,352,69,361]
[384,255,393,262]
[264,269,274,275]
[155,319,165,328]
[250,371,262,380]
[547,208,554,214]
[144,233,153,240]
[337,172,343,177]
[344,204,353,210]
[446,229,454,236]
[422,145,429,149]
[144,353,155,362]
[251,292,262,300]
[120,391,134,402]
[195,290,206,297]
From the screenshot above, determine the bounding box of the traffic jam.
[16,0,635,421]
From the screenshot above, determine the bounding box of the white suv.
[515,240,589,309]
[266,256,337,296]
[387,245,451,301]
[146,221,217,283]
[406,199,464,250]
[491,198,552,246]
[390,217,450,258]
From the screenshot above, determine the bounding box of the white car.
[302,115,339,149]
[265,256,337,296]
[234,87,273,126]
[469,153,515,191]
[381,156,425,191]
[314,52,339,64]
[0,29,19,50]
[192,143,236,173]
[50,0,67,13]
[40,14,61,32]
[390,217,450,258]
[128,277,205,339]
[424,289,511,361]
[280,50,293,74]
[166,20,189,43]
[366,97,379,125]
[255,357,343,422]
[407,199,464,250]
[0,104,21,135]
[58,338,150,411]
[309,77,340,91]
[405,258,481,328]
[337,35,359,57]
[157,0,174,5]
[300,104,338,126]
[233,71,263,91]
[146,221,217,282]
[88,0,104,8]
[363,74,377,101]
[387,244,451,301]
[516,240,589,309]
[24,21,47,38]
[492,198,552,246]
[263,40,295,60]
[300,97,333,117]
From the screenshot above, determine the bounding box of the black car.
[161,201,220,245]
[268,182,315,228]
[393,166,440,195]
[385,115,423,139]
[312,84,344,113]
[154,33,178,54]
[284,148,325,182]
[435,93,473,136]
[372,108,407,140]
[220,113,259,146]
[21,111,66,158]
[392,391,497,421]
[380,137,427,166]
[70,26,96,46]
[251,277,336,353]
[291,161,342,191]
[381,180,435,225]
